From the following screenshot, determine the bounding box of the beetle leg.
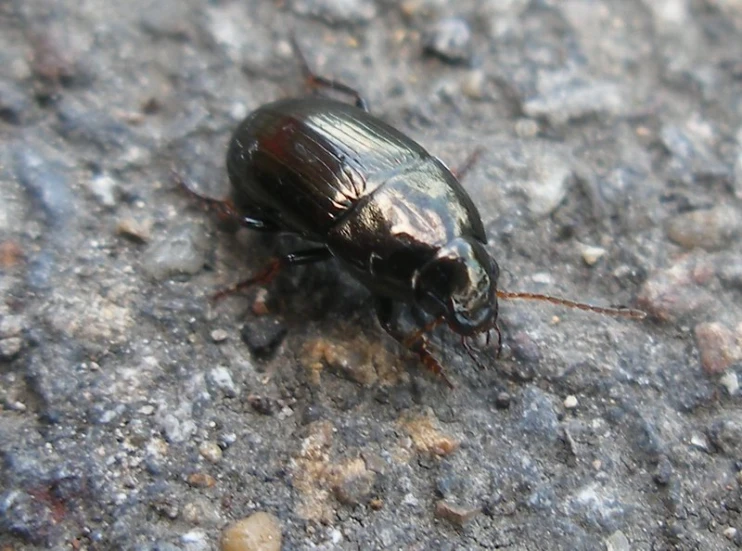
[173,169,279,232]
[290,36,370,112]
[451,147,484,181]
[374,298,453,388]
[213,247,332,301]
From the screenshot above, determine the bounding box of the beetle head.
[414,237,499,336]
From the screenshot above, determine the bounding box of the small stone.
[199,442,223,463]
[690,433,709,452]
[240,317,287,359]
[117,215,153,243]
[187,473,216,488]
[580,244,606,266]
[636,255,715,322]
[0,337,23,360]
[181,529,209,551]
[708,415,742,457]
[514,118,540,138]
[208,366,239,398]
[666,205,741,251]
[211,329,229,342]
[0,241,23,268]
[434,500,480,526]
[521,152,572,217]
[289,0,376,25]
[461,70,486,99]
[330,457,375,505]
[605,530,630,551]
[725,527,738,540]
[720,372,739,396]
[399,410,459,456]
[423,18,473,65]
[248,395,277,416]
[563,395,578,409]
[523,72,624,127]
[495,391,511,409]
[87,173,118,207]
[141,224,207,279]
[221,512,282,551]
[653,456,673,485]
[694,322,742,374]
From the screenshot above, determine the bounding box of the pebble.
[708,415,742,457]
[208,366,239,398]
[495,391,511,409]
[13,147,74,229]
[187,473,216,488]
[660,121,729,185]
[140,0,191,39]
[563,395,578,409]
[141,224,207,280]
[181,529,209,551]
[720,372,739,396]
[87,173,118,207]
[211,329,229,342]
[605,530,630,551]
[220,512,282,551]
[289,0,376,25]
[434,500,480,526]
[666,205,741,251]
[523,72,624,127]
[580,244,606,266]
[636,255,715,322]
[694,322,742,374]
[514,118,540,138]
[725,527,738,540]
[240,317,287,359]
[423,18,473,65]
[521,152,572,217]
[330,457,376,505]
[199,441,223,464]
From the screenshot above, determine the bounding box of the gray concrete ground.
[1,0,741,549]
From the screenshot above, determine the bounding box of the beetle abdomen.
[227,97,429,237]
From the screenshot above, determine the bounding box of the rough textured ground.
[1,0,742,549]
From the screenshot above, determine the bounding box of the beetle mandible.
[180,38,645,387]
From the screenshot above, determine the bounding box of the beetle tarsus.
[290,36,370,112]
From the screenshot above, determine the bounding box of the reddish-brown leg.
[173,169,278,232]
[290,36,370,111]
[212,248,332,301]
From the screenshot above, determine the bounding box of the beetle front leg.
[374,298,454,388]
[213,248,333,301]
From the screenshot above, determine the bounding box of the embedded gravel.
[1,1,741,550]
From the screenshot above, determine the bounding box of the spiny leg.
[290,36,370,112]
[213,247,333,301]
[172,169,279,232]
[375,298,453,388]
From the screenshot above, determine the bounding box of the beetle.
[179,39,645,387]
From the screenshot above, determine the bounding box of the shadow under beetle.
[179,38,645,387]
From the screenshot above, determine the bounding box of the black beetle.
[180,39,645,386]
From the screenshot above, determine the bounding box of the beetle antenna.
[496,290,646,320]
